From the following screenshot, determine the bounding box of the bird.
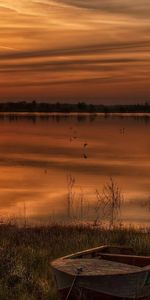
[83,142,88,159]
[120,128,125,135]
[83,143,88,148]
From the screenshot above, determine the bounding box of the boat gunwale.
[51,245,150,277]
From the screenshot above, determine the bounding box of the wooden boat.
[51,245,150,300]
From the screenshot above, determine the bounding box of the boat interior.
[71,246,150,268]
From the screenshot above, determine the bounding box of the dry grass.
[0,222,149,300]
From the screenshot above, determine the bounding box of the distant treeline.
[0,101,150,113]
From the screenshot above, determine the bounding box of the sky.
[0,0,150,103]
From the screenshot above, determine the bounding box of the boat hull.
[58,288,150,300]
[52,268,150,299]
[51,246,150,300]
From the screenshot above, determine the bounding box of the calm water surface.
[0,114,149,226]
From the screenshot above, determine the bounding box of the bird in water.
[69,127,78,142]
[120,128,125,135]
[84,143,88,148]
[83,142,88,159]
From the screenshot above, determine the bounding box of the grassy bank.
[0,223,149,300]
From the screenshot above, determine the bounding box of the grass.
[0,222,149,300]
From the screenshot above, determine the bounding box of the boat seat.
[99,253,150,267]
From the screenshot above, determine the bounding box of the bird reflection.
[68,126,88,159]
[83,153,87,159]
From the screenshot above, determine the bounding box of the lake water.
[0,113,149,227]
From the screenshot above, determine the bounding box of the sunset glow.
[0,0,149,103]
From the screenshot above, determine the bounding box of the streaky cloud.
[0,40,150,61]
[54,0,150,18]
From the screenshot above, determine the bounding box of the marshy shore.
[0,223,149,300]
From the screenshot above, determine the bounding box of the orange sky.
[0,0,150,103]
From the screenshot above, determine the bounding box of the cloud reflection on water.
[0,115,149,226]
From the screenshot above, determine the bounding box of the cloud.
[0,56,146,73]
[0,39,149,89]
[54,0,150,18]
[0,0,150,102]
[0,40,150,60]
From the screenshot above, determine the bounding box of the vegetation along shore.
[0,101,150,113]
[0,222,149,300]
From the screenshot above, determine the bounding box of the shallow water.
[0,113,149,226]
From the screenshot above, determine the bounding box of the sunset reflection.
[0,115,149,226]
